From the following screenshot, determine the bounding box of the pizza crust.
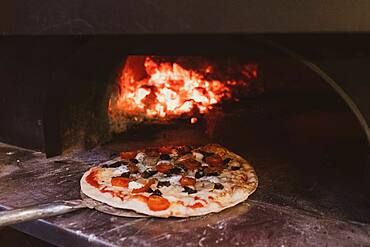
[80,144,258,217]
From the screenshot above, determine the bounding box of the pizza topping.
[192,152,204,161]
[204,166,223,176]
[128,181,144,190]
[176,145,192,155]
[106,161,125,168]
[223,158,232,165]
[151,189,162,196]
[142,169,157,178]
[128,164,139,173]
[180,159,201,171]
[111,177,130,188]
[214,183,224,190]
[198,176,220,184]
[199,151,214,158]
[176,163,188,172]
[189,202,204,208]
[175,153,194,163]
[231,166,241,171]
[145,148,160,156]
[168,166,182,175]
[156,162,174,173]
[180,177,196,187]
[159,146,173,154]
[120,172,131,178]
[132,179,156,193]
[157,181,171,187]
[167,175,182,185]
[159,153,171,160]
[135,152,146,163]
[120,151,137,160]
[183,186,197,194]
[205,154,223,166]
[205,171,220,177]
[136,163,148,173]
[86,170,100,188]
[129,158,139,164]
[195,170,205,178]
[147,195,170,211]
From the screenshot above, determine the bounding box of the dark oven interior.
[0,35,369,246]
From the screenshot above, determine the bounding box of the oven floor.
[0,143,369,246]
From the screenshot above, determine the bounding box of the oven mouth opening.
[108,56,260,135]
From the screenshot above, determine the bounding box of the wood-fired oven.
[0,3,369,246]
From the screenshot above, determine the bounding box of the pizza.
[80,144,258,217]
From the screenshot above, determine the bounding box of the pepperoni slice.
[159,146,173,154]
[181,159,201,171]
[147,195,170,211]
[156,163,174,173]
[111,177,130,188]
[180,176,196,187]
[205,154,223,166]
[132,179,156,193]
[204,166,223,176]
[120,151,137,160]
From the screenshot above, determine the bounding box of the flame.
[110,57,257,125]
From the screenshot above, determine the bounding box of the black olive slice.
[177,164,188,172]
[205,172,219,177]
[195,170,205,178]
[142,170,157,178]
[147,188,154,193]
[159,153,171,160]
[107,161,125,168]
[151,189,162,196]
[130,158,139,164]
[183,186,197,194]
[169,167,182,175]
[223,158,232,165]
[120,172,131,178]
[214,183,224,190]
[157,181,171,187]
[231,166,241,171]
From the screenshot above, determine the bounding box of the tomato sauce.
[189,202,204,208]
[86,170,100,188]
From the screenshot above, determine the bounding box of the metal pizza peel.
[0,192,148,227]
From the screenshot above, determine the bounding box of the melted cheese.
[167,175,182,185]
[128,181,144,190]
[135,152,146,163]
[136,163,147,173]
[192,152,204,161]
[199,176,220,184]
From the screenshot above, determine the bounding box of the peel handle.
[0,200,86,227]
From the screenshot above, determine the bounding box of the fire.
[109,56,257,128]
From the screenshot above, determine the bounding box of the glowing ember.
[109,56,257,130]
[190,117,198,124]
